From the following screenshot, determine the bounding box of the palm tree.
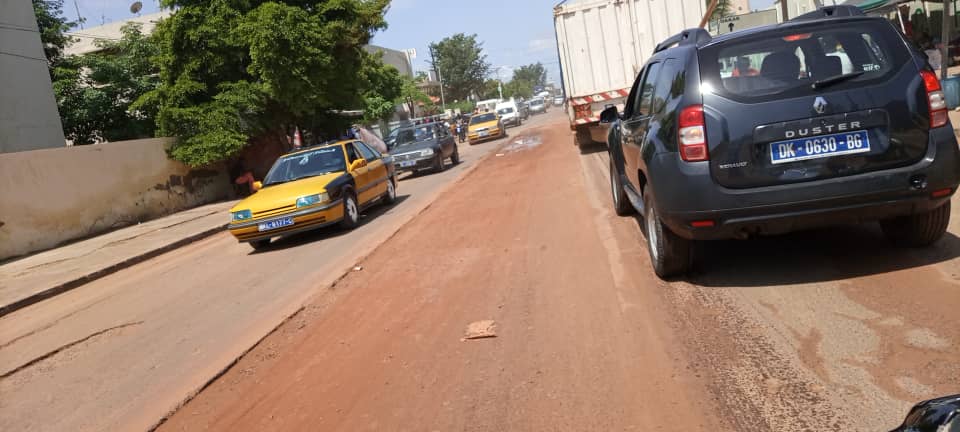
[705,0,733,21]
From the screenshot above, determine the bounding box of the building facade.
[0,0,67,153]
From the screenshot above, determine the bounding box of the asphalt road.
[0,113,551,432]
[159,112,958,432]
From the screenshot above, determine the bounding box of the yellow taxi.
[228,140,397,250]
[467,112,505,145]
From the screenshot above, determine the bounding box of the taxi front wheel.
[340,193,359,229]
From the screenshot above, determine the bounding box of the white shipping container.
[554,0,706,141]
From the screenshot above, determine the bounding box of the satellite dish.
[130,1,143,14]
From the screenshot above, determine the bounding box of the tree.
[360,52,403,123]
[705,0,732,22]
[398,75,431,117]
[479,79,501,100]
[151,0,393,167]
[503,79,534,99]
[428,33,490,101]
[32,0,77,67]
[53,23,161,144]
[512,63,547,88]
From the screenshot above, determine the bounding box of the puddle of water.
[502,135,543,153]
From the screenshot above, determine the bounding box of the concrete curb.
[0,224,226,318]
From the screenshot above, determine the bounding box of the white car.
[553,96,564,106]
[528,97,546,115]
[496,101,522,127]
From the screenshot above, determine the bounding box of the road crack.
[0,321,144,379]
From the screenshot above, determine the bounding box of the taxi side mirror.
[349,159,367,171]
[252,181,263,191]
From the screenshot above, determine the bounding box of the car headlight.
[420,148,434,157]
[296,193,329,208]
[231,209,252,222]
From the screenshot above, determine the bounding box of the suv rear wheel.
[880,202,951,247]
[643,195,691,278]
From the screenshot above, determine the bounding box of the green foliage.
[360,52,403,123]
[503,79,534,99]
[153,0,392,167]
[429,33,490,101]
[512,63,547,88]
[53,23,161,144]
[480,79,501,100]
[398,75,432,117]
[447,100,475,115]
[706,0,732,21]
[32,0,77,66]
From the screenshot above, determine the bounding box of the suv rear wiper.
[811,71,865,90]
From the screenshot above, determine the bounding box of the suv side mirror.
[600,106,620,124]
[349,159,367,171]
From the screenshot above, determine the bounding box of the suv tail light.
[921,69,948,128]
[679,105,709,162]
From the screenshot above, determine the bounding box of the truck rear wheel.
[574,128,594,153]
[881,201,951,247]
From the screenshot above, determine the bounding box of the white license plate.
[479,131,488,137]
[258,217,294,232]
[770,130,871,164]
[399,160,417,168]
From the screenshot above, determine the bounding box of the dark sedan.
[388,123,460,174]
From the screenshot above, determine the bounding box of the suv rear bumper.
[651,127,960,240]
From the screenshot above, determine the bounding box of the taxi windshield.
[470,113,496,124]
[263,147,345,186]
[395,125,437,147]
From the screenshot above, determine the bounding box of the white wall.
[0,0,67,153]
[0,139,231,260]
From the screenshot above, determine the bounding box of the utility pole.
[942,0,951,79]
[73,0,84,29]
[428,46,446,112]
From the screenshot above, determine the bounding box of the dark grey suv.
[602,6,960,278]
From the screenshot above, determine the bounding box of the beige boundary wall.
[0,138,231,260]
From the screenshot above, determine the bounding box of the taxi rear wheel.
[249,239,270,251]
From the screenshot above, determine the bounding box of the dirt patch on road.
[159,122,723,431]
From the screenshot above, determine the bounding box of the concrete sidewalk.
[0,200,237,317]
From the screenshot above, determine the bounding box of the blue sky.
[76,0,780,85]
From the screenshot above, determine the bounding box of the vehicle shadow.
[578,141,607,155]
[683,223,960,287]
[250,195,412,254]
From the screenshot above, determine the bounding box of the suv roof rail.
[654,28,712,54]
[790,5,865,22]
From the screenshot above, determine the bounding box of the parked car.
[389,123,460,174]
[496,101,522,127]
[467,112,504,144]
[528,97,547,115]
[517,101,530,120]
[384,127,400,150]
[228,140,397,250]
[553,96,565,106]
[603,6,960,278]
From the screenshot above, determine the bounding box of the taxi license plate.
[258,217,294,232]
[770,130,870,164]
[479,131,489,137]
[399,160,417,168]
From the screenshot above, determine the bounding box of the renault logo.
[813,97,828,114]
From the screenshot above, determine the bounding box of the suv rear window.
[699,19,909,101]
